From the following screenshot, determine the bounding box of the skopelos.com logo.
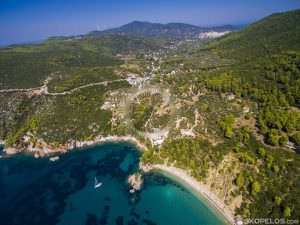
[238,218,300,225]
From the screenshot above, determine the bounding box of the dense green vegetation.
[36,85,111,144]
[141,9,300,221]
[203,9,300,147]
[130,92,162,131]
[204,52,300,146]
[3,81,130,146]
[0,93,46,146]
[211,9,300,60]
[142,132,300,220]
[0,49,58,89]
[0,34,166,89]
[47,66,122,93]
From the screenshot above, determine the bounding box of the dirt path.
[0,78,127,96]
[0,88,30,93]
[45,79,126,96]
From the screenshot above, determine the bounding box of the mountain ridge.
[87,20,237,39]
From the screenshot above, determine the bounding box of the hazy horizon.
[0,21,246,47]
[1,0,299,46]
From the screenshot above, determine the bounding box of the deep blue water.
[0,142,227,225]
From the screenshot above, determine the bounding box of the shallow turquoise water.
[0,142,227,225]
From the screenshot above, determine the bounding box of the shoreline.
[2,135,148,157]
[2,136,238,225]
[141,164,237,225]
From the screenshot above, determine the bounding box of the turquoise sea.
[0,142,227,225]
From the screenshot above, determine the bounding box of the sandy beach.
[3,136,237,225]
[141,164,237,225]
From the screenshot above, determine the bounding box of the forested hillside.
[203,9,300,147]
[211,9,300,60]
[0,34,166,89]
[142,9,300,221]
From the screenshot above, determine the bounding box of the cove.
[0,142,227,225]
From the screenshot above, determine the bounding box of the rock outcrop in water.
[128,173,143,190]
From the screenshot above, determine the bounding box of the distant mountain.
[88,21,237,40]
[211,9,300,60]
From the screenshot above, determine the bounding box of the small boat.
[129,189,135,193]
[94,177,102,189]
[49,156,60,162]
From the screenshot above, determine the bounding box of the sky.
[0,0,299,45]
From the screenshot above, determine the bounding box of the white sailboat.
[94,177,102,189]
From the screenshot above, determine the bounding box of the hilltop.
[88,21,236,40]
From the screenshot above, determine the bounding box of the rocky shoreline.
[1,135,239,225]
[1,135,148,157]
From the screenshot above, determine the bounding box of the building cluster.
[126,73,145,85]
